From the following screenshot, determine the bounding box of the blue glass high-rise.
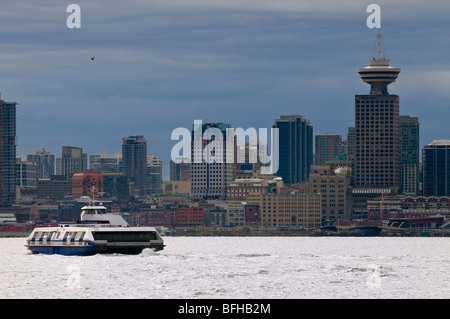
[273,115,313,185]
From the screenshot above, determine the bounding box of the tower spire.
[377,32,381,60]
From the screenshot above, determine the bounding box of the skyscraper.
[0,95,17,205]
[190,122,233,199]
[90,153,121,173]
[315,134,342,165]
[56,146,87,179]
[122,135,147,197]
[346,127,356,157]
[355,34,401,190]
[422,140,450,196]
[27,148,55,178]
[170,158,190,181]
[147,154,163,194]
[399,116,419,195]
[273,115,313,184]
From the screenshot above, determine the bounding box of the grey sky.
[0,1,449,177]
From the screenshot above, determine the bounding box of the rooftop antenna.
[377,32,381,60]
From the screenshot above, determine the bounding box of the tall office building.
[122,135,147,197]
[90,152,120,173]
[0,99,17,206]
[355,34,401,190]
[56,146,87,179]
[273,115,313,184]
[422,140,450,196]
[190,122,233,199]
[399,116,419,195]
[0,95,17,205]
[16,158,37,200]
[315,134,342,165]
[27,148,55,178]
[170,158,191,181]
[346,127,356,157]
[147,154,163,194]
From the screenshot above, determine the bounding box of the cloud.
[1,0,448,175]
[397,67,450,99]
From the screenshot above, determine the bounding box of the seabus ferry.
[25,204,164,256]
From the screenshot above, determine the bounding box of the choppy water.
[1,236,449,299]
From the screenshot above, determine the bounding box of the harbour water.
[1,236,449,299]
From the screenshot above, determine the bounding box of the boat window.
[93,231,157,241]
[65,232,75,241]
[78,232,86,241]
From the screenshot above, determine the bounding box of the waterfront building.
[247,190,321,228]
[122,135,147,197]
[273,115,313,185]
[309,165,353,223]
[422,140,450,196]
[244,204,261,227]
[226,201,246,227]
[174,207,204,227]
[131,204,166,227]
[351,187,392,220]
[27,148,55,178]
[367,195,450,221]
[0,95,17,205]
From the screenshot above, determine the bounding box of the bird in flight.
[91,56,95,61]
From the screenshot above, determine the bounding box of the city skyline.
[1,1,449,178]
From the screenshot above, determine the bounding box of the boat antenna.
[91,182,96,205]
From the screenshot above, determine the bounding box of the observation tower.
[358,33,401,95]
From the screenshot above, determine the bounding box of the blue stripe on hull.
[27,245,97,256]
